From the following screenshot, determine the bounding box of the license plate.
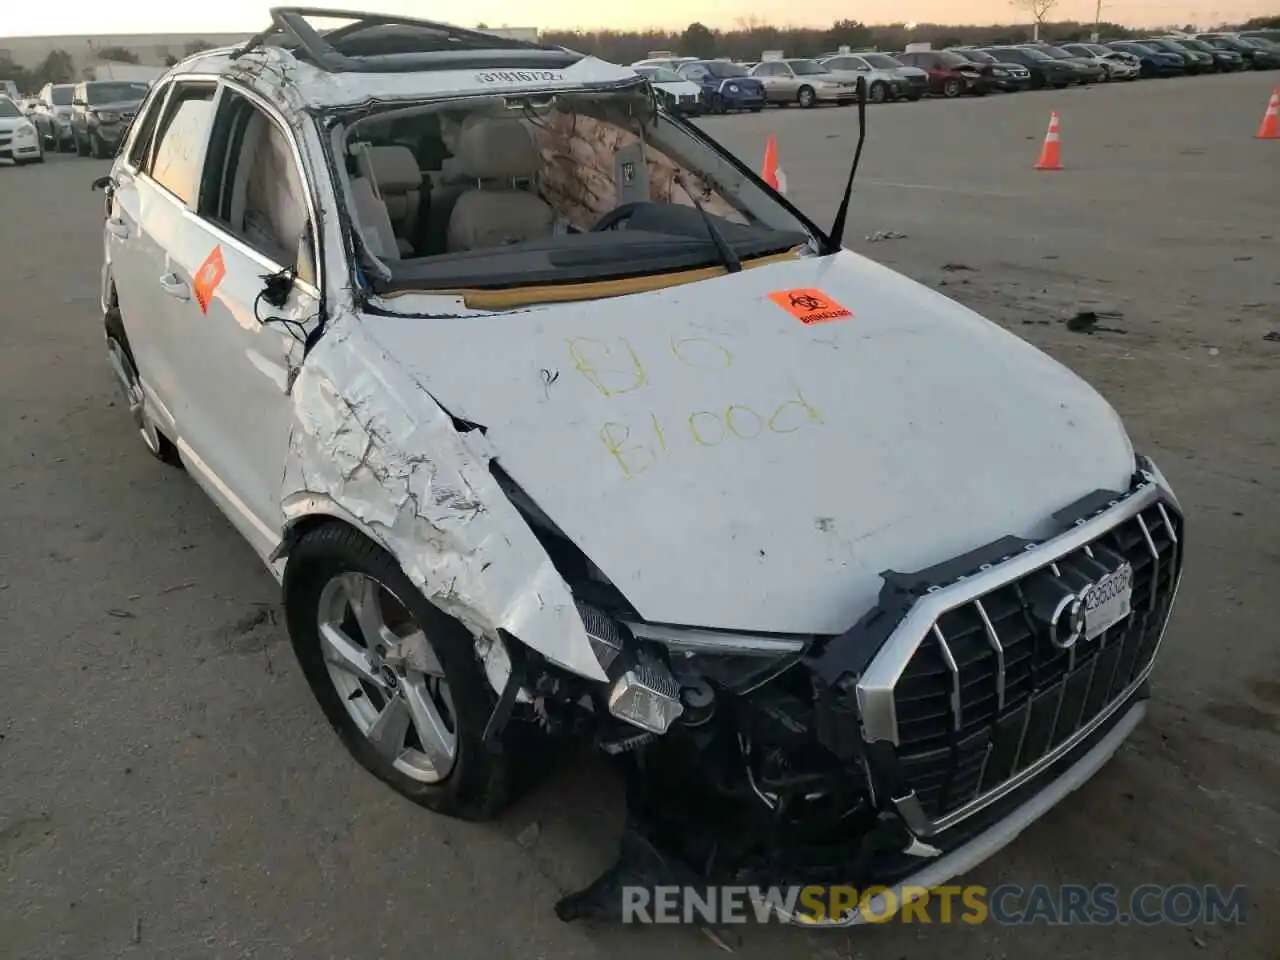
[1084,564,1133,640]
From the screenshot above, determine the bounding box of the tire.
[91,133,110,159]
[942,78,962,98]
[868,80,888,103]
[797,85,816,108]
[1053,82,1069,89]
[76,133,90,157]
[283,522,526,821]
[749,106,763,112]
[906,92,922,101]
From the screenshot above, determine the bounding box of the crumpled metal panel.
[282,316,607,684]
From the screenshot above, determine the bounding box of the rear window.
[51,86,74,105]
[86,82,151,104]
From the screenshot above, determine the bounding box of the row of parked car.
[6,79,153,162]
[632,31,1280,112]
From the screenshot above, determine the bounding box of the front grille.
[891,500,1181,824]
[678,94,696,104]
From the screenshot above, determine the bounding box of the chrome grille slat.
[1135,514,1160,613]
[972,599,1006,711]
[933,625,963,731]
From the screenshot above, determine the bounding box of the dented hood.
[366,251,1134,635]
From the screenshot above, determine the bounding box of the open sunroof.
[235,7,583,74]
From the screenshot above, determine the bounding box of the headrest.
[453,116,540,181]
[364,144,422,192]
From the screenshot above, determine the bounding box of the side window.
[684,66,709,80]
[145,82,217,205]
[198,89,316,284]
[124,81,170,169]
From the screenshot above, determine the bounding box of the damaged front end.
[548,464,1183,925]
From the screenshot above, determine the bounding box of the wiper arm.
[675,172,741,274]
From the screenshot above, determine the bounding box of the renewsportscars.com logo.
[620,883,1250,926]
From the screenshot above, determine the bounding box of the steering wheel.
[590,202,652,232]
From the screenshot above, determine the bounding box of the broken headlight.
[623,622,809,695]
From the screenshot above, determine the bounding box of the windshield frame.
[861,53,903,69]
[704,60,750,79]
[325,87,836,301]
[86,81,151,105]
[786,59,828,75]
[637,66,684,83]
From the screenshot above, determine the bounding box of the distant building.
[0,33,251,72]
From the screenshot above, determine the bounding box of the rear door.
[165,83,321,557]
[107,78,217,436]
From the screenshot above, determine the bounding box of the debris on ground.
[1233,256,1253,262]
[516,822,541,848]
[941,262,977,272]
[701,926,735,953]
[1065,310,1125,335]
[1263,331,1280,342]
[1208,347,1221,357]
[864,230,907,242]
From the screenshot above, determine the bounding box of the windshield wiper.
[675,172,741,274]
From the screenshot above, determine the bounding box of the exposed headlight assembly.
[624,621,809,694]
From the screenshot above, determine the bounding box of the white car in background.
[819,52,929,101]
[632,64,703,115]
[0,96,44,165]
[631,56,698,72]
[1060,42,1142,79]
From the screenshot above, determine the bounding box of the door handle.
[159,273,190,300]
[106,217,130,239]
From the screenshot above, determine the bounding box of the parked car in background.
[1239,29,1280,46]
[1195,34,1280,69]
[981,45,1078,88]
[32,83,77,151]
[632,65,703,115]
[70,80,151,158]
[1105,40,1187,77]
[1165,36,1244,71]
[1057,43,1140,80]
[676,60,766,112]
[750,58,863,107]
[894,49,988,97]
[1140,37,1213,73]
[1022,44,1103,82]
[0,95,44,165]
[945,48,1033,91]
[632,56,699,73]
[819,52,929,100]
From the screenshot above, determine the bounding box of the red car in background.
[893,49,989,96]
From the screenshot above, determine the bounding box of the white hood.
[366,251,1134,635]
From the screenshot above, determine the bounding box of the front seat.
[446,117,554,252]
[352,143,424,257]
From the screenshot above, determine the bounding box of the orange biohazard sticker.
[768,288,853,325]
[192,246,226,314]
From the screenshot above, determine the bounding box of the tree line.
[0,39,218,92]
[540,14,1278,63]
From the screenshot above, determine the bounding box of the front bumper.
[0,131,41,160]
[92,122,126,146]
[557,467,1182,925]
[989,73,1032,91]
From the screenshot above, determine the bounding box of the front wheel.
[906,92,922,101]
[942,78,962,98]
[868,80,888,103]
[91,133,111,159]
[284,523,527,821]
[797,85,816,108]
[76,133,90,157]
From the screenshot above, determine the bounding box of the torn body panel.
[280,313,607,685]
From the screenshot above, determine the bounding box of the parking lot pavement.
[1,71,1277,960]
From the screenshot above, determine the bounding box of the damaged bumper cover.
[557,465,1182,924]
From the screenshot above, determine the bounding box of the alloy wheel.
[317,572,458,784]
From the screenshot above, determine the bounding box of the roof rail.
[234,6,579,73]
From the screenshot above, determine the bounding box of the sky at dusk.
[1,0,1272,36]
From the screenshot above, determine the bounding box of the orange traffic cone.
[761,135,788,194]
[1035,112,1062,170]
[1256,88,1280,140]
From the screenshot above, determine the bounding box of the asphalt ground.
[1,69,1277,959]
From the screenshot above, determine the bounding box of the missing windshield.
[329,87,816,298]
